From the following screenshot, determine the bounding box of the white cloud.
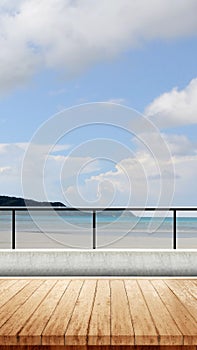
[64,132,197,206]
[46,155,100,178]
[162,134,196,156]
[0,166,11,174]
[13,142,70,153]
[0,0,197,93]
[0,142,68,198]
[145,78,197,127]
[0,133,197,206]
[171,154,197,205]
[133,130,196,157]
[63,156,157,207]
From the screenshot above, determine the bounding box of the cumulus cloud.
[0,143,25,196]
[0,142,100,201]
[64,132,197,207]
[0,0,197,92]
[0,143,52,194]
[162,134,196,156]
[0,133,197,206]
[64,129,197,207]
[0,166,11,174]
[69,154,170,206]
[145,78,197,127]
[133,130,197,158]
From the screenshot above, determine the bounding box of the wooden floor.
[0,278,196,349]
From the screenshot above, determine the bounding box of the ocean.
[0,211,196,249]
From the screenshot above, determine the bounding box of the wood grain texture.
[164,279,197,322]
[124,279,158,345]
[181,280,197,299]
[151,280,197,346]
[0,279,29,309]
[65,279,97,345]
[42,279,83,345]
[0,280,43,330]
[19,280,70,345]
[110,280,134,345]
[0,346,196,350]
[138,280,183,345]
[0,278,196,347]
[0,280,18,292]
[88,279,110,346]
[0,280,57,345]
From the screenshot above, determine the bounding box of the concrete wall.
[0,249,196,276]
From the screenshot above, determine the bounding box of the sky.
[0,0,197,207]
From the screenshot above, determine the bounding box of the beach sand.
[0,229,196,249]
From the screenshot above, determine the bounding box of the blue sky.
[0,0,197,207]
[1,36,197,143]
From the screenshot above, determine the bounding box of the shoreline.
[0,229,196,249]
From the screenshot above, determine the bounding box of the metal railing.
[0,207,196,249]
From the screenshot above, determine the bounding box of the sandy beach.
[0,229,196,249]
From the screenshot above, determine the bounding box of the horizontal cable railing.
[0,207,196,249]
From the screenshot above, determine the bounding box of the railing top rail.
[0,207,197,211]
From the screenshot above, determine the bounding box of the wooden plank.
[0,346,196,350]
[110,279,134,346]
[88,279,111,346]
[0,278,196,348]
[0,345,197,350]
[0,280,43,329]
[42,279,83,345]
[124,279,158,345]
[0,279,6,285]
[0,280,57,345]
[137,347,197,350]
[138,280,182,345]
[181,280,197,299]
[65,279,97,346]
[0,280,17,291]
[0,346,88,350]
[152,279,197,346]
[134,347,197,350]
[158,347,197,350]
[0,280,30,309]
[164,279,197,321]
[19,280,70,345]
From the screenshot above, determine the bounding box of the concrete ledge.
[0,249,196,276]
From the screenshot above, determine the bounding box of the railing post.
[173,209,177,249]
[12,209,16,249]
[93,210,96,249]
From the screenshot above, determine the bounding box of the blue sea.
[0,211,197,249]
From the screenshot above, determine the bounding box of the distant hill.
[0,195,65,207]
[0,196,135,217]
